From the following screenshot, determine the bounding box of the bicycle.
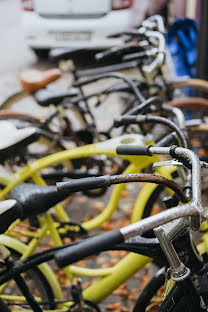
[0,114,189,309]
[0,157,190,311]
[0,86,204,304]
[53,144,208,311]
[0,144,207,311]
[0,15,167,149]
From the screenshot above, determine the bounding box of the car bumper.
[22,10,132,50]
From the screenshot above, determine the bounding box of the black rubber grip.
[114,116,137,128]
[55,229,124,267]
[57,175,111,194]
[116,145,152,156]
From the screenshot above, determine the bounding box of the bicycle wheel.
[1,91,29,111]
[133,272,203,312]
[132,269,165,312]
[0,299,11,312]
[0,249,56,311]
[0,91,58,136]
[158,280,203,312]
[140,185,167,239]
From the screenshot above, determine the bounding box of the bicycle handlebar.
[95,43,141,62]
[107,15,165,39]
[55,146,203,268]
[55,229,124,267]
[57,173,188,203]
[142,31,165,84]
[122,48,158,62]
[114,114,188,148]
[142,15,165,34]
[55,203,198,268]
[57,175,111,193]
[73,72,145,103]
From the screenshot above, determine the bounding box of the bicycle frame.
[0,133,178,306]
[0,133,208,309]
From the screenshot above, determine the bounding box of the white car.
[21,0,138,58]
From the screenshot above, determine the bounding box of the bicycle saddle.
[10,183,69,219]
[35,88,78,107]
[0,121,38,161]
[0,200,22,234]
[20,68,62,93]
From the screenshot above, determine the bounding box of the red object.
[112,0,134,10]
[21,0,34,11]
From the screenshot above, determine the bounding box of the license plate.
[49,31,91,41]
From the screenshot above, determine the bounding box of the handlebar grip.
[57,175,111,194]
[55,229,124,267]
[116,145,152,156]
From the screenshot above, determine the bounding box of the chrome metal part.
[142,31,165,84]
[154,222,189,280]
[142,15,165,33]
[119,147,204,281]
[162,104,186,129]
[171,267,191,282]
[121,147,203,239]
[120,203,199,238]
[153,160,183,168]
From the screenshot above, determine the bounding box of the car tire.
[32,48,50,59]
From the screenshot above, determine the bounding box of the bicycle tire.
[0,91,30,110]
[140,185,165,238]
[171,78,208,92]
[132,269,165,312]
[0,110,43,126]
[0,299,11,312]
[133,273,203,312]
[0,249,56,311]
[158,281,203,312]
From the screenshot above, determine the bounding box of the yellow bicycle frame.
[0,133,200,307]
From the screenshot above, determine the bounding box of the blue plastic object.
[167,18,198,97]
